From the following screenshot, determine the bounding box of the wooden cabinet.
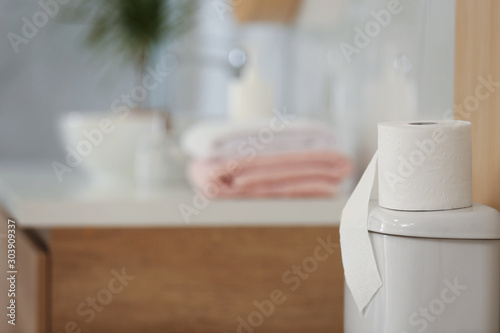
[50,227,343,333]
[0,216,344,333]
[0,217,345,333]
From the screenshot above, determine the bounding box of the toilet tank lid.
[368,202,500,239]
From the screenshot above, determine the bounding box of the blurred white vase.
[59,111,158,184]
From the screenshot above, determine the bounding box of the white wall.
[325,0,456,171]
[0,0,456,167]
[0,0,137,162]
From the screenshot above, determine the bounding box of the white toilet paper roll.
[340,120,472,313]
[378,120,472,211]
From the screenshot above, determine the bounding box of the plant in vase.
[60,0,194,185]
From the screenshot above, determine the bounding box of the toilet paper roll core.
[408,121,437,125]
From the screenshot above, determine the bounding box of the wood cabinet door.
[50,227,343,333]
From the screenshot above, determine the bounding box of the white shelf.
[0,165,344,228]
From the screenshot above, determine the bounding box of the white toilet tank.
[344,202,500,333]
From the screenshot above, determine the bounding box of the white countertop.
[0,165,344,228]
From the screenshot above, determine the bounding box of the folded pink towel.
[188,150,352,198]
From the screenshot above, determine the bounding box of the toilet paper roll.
[378,120,472,211]
[340,120,472,313]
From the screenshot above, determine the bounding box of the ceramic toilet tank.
[344,203,500,333]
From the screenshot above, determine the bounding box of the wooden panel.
[234,0,302,23]
[0,208,47,333]
[455,0,500,210]
[51,227,343,333]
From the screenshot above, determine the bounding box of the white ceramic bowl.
[59,111,157,184]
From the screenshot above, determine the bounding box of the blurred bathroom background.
[0,0,455,183]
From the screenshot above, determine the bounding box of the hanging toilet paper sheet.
[340,120,472,312]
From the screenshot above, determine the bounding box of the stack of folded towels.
[181,119,352,198]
